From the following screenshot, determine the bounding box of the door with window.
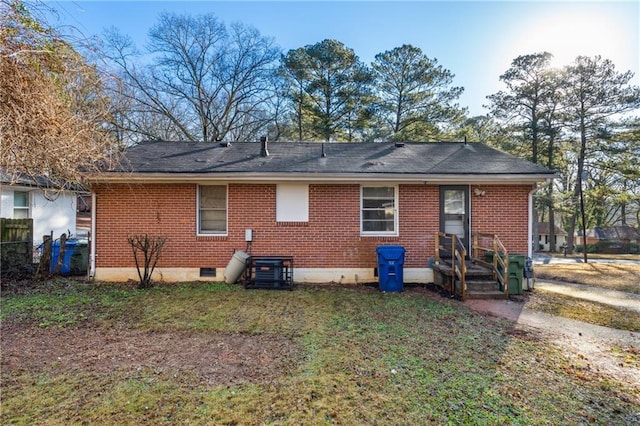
[440,186,470,255]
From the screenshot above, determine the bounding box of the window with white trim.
[13,191,29,219]
[276,184,309,222]
[198,185,227,234]
[361,186,397,235]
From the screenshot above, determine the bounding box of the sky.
[46,1,639,117]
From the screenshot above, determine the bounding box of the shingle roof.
[537,223,568,236]
[108,141,554,180]
[0,172,87,192]
[580,226,640,240]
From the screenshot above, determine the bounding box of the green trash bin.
[508,254,526,295]
[485,252,525,295]
[69,241,88,275]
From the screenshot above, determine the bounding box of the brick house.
[87,140,554,284]
[576,225,640,254]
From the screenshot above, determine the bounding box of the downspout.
[89,192,97,278]
[528,186,535,258]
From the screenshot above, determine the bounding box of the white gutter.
[528,187,535,258]
[88,172,554,185]
[89,192,96,278]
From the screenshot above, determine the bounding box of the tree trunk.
[548,185,557,252]
[54,233,67,274]
[577,114,588,263]
[38,234,52,278]
[546,130,557,252]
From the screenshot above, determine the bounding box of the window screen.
[198,185,227,234]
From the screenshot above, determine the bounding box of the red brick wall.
[94,183,532,269]
[470,184,533,254]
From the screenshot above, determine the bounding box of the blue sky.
[47,1,639,116]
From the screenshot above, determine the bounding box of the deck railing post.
[451,234,456,264]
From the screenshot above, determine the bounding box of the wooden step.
[433,260,507,300]
[466,279,500,292]
[437,261,493,276]
[465,289,508,300]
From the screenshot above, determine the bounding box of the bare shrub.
[127,234,166,289]
[1,0,120,190]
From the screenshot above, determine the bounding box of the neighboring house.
[0,174,85,243]
[576,225,640,253]
[87,140,555,284]
[537,222,568,252]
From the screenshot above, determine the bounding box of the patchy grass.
[526,290,640,332]
[536,263,640,294]
[611,345,640,370]
[2,281,639,424]
[1,278,138,328]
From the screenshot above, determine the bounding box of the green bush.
[574,244,598,253]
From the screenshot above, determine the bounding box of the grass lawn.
[2,280,639,424]
[526,290,640,332]
[533,261,640,331]
[535,262,640,294]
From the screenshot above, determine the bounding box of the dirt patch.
[2,323,300,386]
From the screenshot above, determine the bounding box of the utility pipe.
[89,192,96,278]
[528,186,536,258]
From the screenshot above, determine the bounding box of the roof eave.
[88,172,554,185]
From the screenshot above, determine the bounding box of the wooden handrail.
[472,232,509,298]
[436,232,467,299]
[453,235,467,300]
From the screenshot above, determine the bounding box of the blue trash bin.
[376,245,406,292]
[50,239,78,275]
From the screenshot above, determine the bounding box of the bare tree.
[0,0,119,188]
[101,13,281,143]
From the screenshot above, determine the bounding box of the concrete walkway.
[464,282,640,390]
[535,279,640,313]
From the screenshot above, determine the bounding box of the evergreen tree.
[281,39,373,142]
[372,44,465,141]
[561,55,640,259]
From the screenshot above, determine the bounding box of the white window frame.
[13,191,30,219]
[276,184,309,222]
[197,184,228,236]
[360,185,398,236]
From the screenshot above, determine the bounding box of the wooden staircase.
[433,232,510,300]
